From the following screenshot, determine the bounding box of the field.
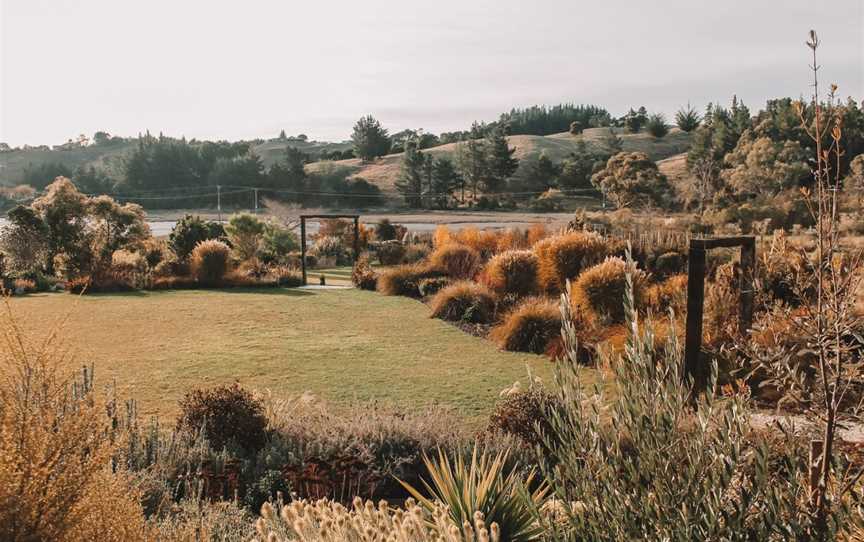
[307,127,692,193]
[5,287,567,421]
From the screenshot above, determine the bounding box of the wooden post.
[300,217,307,286]
[739,237,755,335]
[353,216,360,263]
[683,242,706,387]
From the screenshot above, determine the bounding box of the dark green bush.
[176,383,268,453]
[169,215,226,261]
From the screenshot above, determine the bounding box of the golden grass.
[5,289,557,420]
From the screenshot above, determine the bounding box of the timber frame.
[299,214,360,286]
[683,236,756,387]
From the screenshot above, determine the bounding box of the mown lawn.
[6,288,589,421]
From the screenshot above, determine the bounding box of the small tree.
[591,152,671,208]
[623,106,648,133]
[351,115,391,162]
[846,153,864,206]
[675,103,702,132]
[225,213,266,261]
[646,113,670,138]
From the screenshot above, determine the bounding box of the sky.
[1,0,862,146]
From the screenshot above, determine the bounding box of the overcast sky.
[1,0,862,146]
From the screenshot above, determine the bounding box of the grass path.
[6,288,585,421]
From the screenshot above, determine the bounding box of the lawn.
[5,288,585,422]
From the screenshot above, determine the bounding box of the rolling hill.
[0,138,352,186]
[0,128,691,198]
[306,127,692,194]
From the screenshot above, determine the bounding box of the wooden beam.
[684,245,706,387]
[300,217,307,286]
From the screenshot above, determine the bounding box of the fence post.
[739,237,756,335]
[300,217,307,286]
[683,242,706,387]
[353,216,360,263]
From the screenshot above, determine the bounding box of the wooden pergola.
[299,214,360,285]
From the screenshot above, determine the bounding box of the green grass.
[6,288,582,422]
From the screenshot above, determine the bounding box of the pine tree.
[431,157,461,208]
[485,125,519,192]
[675,103,701,132]
[456,136,488,201]
[395,139,424,208]
[351,115,391,162]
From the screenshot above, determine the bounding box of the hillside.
[0,138,353,186]
[307,127,692,193]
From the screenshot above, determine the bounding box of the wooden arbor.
[299,214,360,285]
[683,236,756,387]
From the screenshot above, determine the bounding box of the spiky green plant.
[400,447,548,542]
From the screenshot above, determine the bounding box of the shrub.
[526,223,548,246]
[400,447,548,542]
[454,227,500,259]
[377,263,436,297]
[490,298,561,354]
[152,255,187,278]
[66,272,136,294]
[484,250,539,297]
[225,213,266,261]
[376,239,405,265]
[488,385,561,447]
[374,218,406,241]
[418,276,450,297]
[168,214,225,261]
[311,235,345,261]
[0,311,148,541]
[402,242,431,263]
[139,237,166,269]
[432,225,452,248]
[647,274,688,314]
[176,383,268,453]
[571,257,647,325]
[190,239,231,285]
[12,278,36,294]
[429,281,496,323]
[535,231,608,293]
[149,275,198,290]
[260,221,299,264]
[429,243,480,280]
[111,249,147,275]
[269,265,303,288]
[645,113,669,138]
[351,256,378,290]
[652,251,685,277]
